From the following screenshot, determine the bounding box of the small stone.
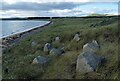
[73,33,80,41]
[32,56,48,64]
[55,36,60,43]
[31,41,37,47]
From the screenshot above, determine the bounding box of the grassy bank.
[3,17,119,79]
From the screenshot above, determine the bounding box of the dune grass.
[2,17,119,79]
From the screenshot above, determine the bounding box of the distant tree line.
[0,15,119,20]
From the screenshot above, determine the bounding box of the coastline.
[2,17,118,79]
[1,21,52,49]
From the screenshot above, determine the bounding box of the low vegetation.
[2,16,119,79]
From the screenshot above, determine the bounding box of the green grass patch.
[3,17,118,79]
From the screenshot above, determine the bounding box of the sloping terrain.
[2,16,119,79]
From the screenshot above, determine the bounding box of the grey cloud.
[0,2,117,17]
[2,2,81,11]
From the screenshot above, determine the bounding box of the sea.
[0,20,50,38]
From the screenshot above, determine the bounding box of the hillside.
[2,16,119,79]
[88,13,108,16]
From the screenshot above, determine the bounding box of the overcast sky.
[0,0,119,18]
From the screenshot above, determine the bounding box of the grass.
[42,51,80,79]
[2,16,119,79]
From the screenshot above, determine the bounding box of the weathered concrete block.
[32,56,49,64]
[83,40,100,53]
[76,51,104,74]
[50,48,64,56]
[43,43,52,52]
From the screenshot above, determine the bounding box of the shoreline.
[1,21,51,39]
[1,21,52,49]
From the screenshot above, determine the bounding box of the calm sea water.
[0,20,50,38]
